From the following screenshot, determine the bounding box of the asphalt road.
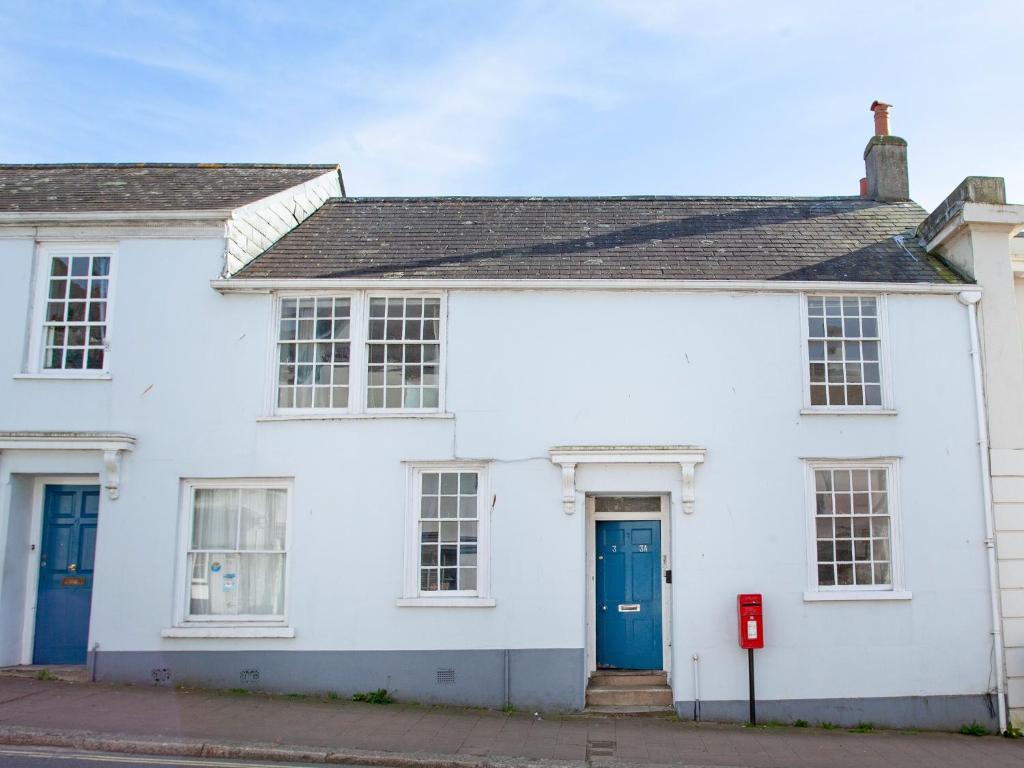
[0,749,374,768]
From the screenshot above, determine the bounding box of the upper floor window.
[805,295,887,409]
[367,297,440,409]
[277,297,351,409]
[272,292,444,415]
[28,244,115,376]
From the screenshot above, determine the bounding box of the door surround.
[20,475,100,666]
[586,493,672,681]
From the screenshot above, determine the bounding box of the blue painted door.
[596,520,663,670]
[33,485,99,665]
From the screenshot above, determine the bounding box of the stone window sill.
[803,590,912,602]
[396,597,496,608]
[800,408,897,416]
[161,625,295,638]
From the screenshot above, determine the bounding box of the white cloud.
[307,27,610,195]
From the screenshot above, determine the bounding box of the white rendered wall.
[0,232,995,708]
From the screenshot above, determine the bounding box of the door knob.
[68,563,77,572]
[601,605,607,611]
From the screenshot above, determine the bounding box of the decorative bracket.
[679,462,696,515]
[559,462,577,514]
[103,449,123,500]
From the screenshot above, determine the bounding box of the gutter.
[958,289,1008,734]
[210,277,973,295]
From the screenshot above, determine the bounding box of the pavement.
[0,676,1021,768]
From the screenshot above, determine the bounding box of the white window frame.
[803,458,911,601]
[170,478,294,631]
[398,462,494,607]
[265,289,447,417]
[22,242,118,380]
[799,293,896,415]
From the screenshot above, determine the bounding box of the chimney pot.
[859,177,869,198]
[870,100,891,136]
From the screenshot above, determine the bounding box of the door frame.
[586,493,672,682]
[20,475,100,665]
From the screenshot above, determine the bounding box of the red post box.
[737,593,764,649]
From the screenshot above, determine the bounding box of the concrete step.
[585,684,673,707]
[590,670,667,688]
[583,704,675,716]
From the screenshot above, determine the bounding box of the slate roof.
[235,196,961,283]
[0,163,340,213]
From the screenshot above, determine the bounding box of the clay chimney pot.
[870,101,892,136]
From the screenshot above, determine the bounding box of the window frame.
[266,289,447,417]
[25,242,118,379]
[174,478,293,626]
[803,458,911,601]
[399,462,494,607]
[799,293,895,414]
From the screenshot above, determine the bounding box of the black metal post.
[748,648,756,725]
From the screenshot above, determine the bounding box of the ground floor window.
[806,459,902,594]
[404,463,490,601]
[182,480,289,621]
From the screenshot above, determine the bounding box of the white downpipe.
[959,290,1007,733]
[692,653,701,721]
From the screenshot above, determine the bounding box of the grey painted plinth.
[675,694,997,730]
[95,649,585,711]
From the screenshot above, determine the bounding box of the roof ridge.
[328,195,917,204]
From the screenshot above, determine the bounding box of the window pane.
[277,296,350,409]
[192,489,238,549]
[807,295,883,406]
[188,552,285,616]
[366,296,441,409]
[813,464,894,589]
[42,253,111,371]
[418,469,480,593]
[238,489,287,550]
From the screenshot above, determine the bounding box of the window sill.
[803,590,912,602]
[800,408,897,416]
[396,597,496,608]
[257,412,454,422]
[14,372,112,381]
[161,625,295,638]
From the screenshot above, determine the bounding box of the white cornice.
[0,431,137,499]
[923,202,1024,252]
[210,277,969,295]
[0,209,234,225]
[549,445,706,516]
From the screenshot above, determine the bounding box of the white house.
[917,176,1024,729]
[0,120,1007,729]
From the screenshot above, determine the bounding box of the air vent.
[436,668,456,685]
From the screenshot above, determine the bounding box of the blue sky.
[1,0,1021,210]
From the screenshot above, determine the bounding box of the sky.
[0,0,1021,211]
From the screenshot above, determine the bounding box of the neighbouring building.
[0,113,1010,730]
[917,177,1024,729]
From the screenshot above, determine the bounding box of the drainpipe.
[959,290,1007,733]
[692,654,701,721]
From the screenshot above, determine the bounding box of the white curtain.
[189,488,286,617]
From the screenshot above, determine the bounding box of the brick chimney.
[863,101,909,202]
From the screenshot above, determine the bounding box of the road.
[0,748,374,768]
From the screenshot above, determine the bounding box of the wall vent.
[436,668,456,685]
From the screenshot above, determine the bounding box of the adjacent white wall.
[0,230,995,708]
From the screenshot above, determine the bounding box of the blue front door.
[33,485,99,665]
[596,519,663,670]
